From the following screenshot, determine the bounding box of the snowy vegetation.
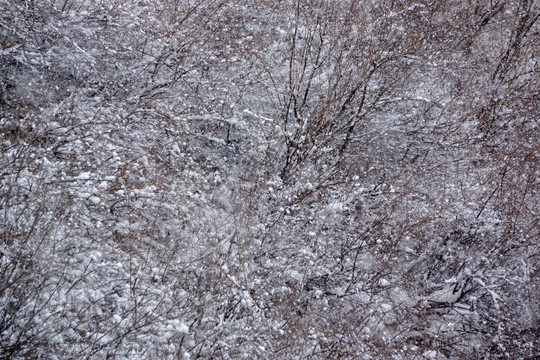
[1,0,539,358]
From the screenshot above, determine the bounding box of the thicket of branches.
[1,0,539,358]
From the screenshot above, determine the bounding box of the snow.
[88,195,101,204]
[1,1,537,359]
[428,284,463,304]
[422,350,441,359]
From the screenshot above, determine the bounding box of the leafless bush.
[1,0,538,358]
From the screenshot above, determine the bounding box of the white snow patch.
[287,270,303,281]
[422,350,441,359]
[428,283,462,304]
[172,320,189,334]
[75,172,93,180]
[88,195,101,204]
[326,202,344,213]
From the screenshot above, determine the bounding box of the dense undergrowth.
[1,0,539,358]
